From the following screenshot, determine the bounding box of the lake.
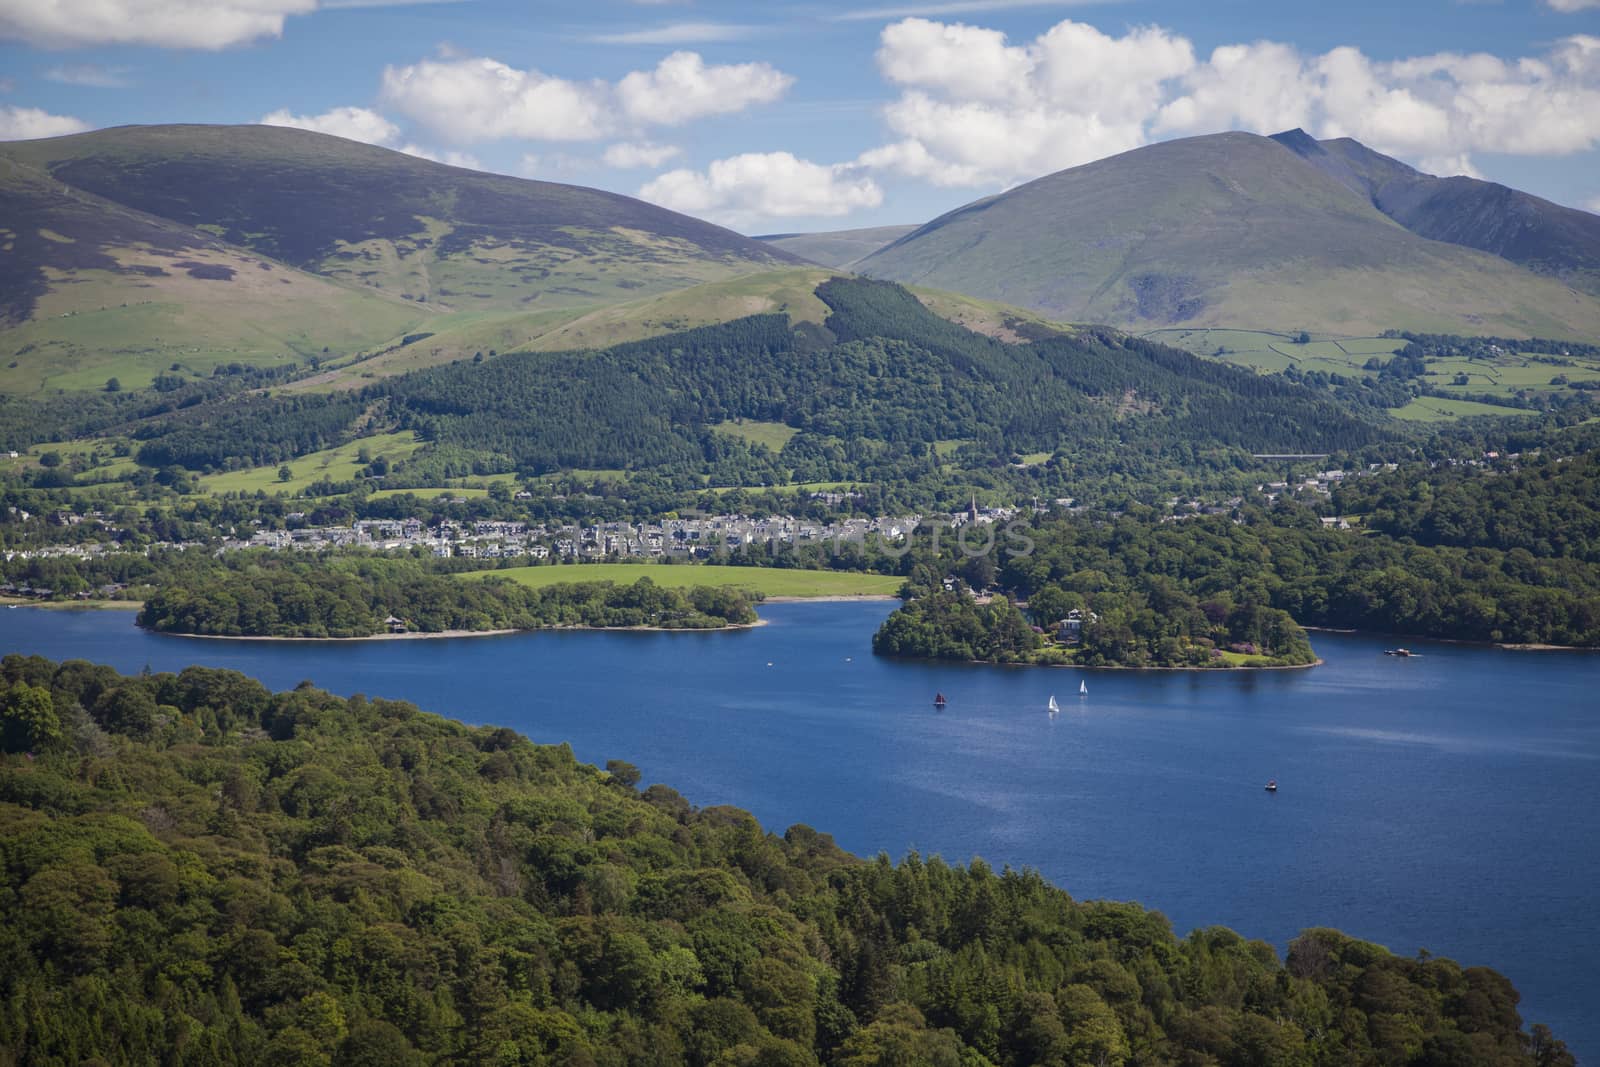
[3,602,1597,1059]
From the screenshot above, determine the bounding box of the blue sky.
[3,0,1599,233]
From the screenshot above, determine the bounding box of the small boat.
[1384,648,1416,657]
[1265,780,1278,792]
[933,692,947,708]
[1079,679,1088,696]
[1047,695,1060,714]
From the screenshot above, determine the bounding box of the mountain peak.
[1269,128,1324,156]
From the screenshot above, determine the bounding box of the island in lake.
[873,589,1318,669]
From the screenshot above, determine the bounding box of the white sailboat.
[1047,695,1060,714]
[1079,679,1088,696]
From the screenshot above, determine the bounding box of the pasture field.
[1389,397,1524,421]
[11,437,140,484]
[1153,326,1599,418]
[199,432,421,495]
[464,562,905,598]
[713,420,800,452]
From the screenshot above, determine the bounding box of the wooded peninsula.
[137,559,757,638]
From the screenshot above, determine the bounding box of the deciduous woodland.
[872,495,1600,667]
[137,560,757,637]
[0,656,1576,1065]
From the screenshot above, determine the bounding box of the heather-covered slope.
[0,124,802,314]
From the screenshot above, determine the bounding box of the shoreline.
[2,597,143,611]
[1069,657,1322,672]
[763,594,898,603]
[1302,625,1594,653]
[143,617,770,642]
[880,653,1322,672]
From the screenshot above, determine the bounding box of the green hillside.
[113,277,1377,499]
[757,225,918,269]
[857,132,1600,339]
[0,124,805,394]
[290,270,1085,392]
[294,269,841,391]
[0,154,425,392]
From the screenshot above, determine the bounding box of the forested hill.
[377,277,1380,473]
[0,655,1576,1065]
[133,277,1376,484]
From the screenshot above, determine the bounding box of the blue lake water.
[3,602,1598,1059]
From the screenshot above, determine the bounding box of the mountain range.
[3,123,1599,397]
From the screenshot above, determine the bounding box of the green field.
[1388,397,1524,422]
[1153,326,1600,417]
[1149,328,1408,375]
[713,420,800,452]
[465,563,904,598]
[199,432,421,494]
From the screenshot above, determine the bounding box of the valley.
[3,107,1598,1067]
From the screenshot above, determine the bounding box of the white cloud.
[877,18,1034,104]
[259,104,484,168]
[866,17,1194,185]
[44,64,133,88]
[617,51,793,126]
[1417,153,1485,178]
[0,105,91,140]
[587,22,757,45]
[1585,195,1600,213]
[862,16,1600,188]
[1546,0,1600,10]
[260,105,400,146]
[640,152,883,228]
[382,50,792,143]
[399,144,481,169]
[517,152,597,182]
[381,57,612,142]
[603,141,682,168]
[832,0,1123,20]
[0,0,315,50]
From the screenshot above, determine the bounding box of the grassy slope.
[757,224,919,269]
[858,132,1600,338]
[467,562,904,598]
[910,286,1078,341]
[712,419,801,451]
[290,268,840,391]
[198,431,422,494]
